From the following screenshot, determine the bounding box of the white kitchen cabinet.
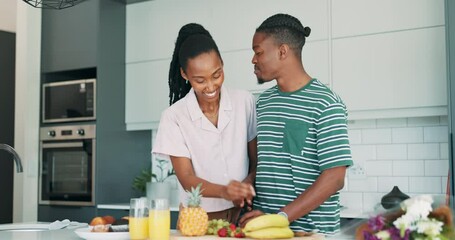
[332,26,447,119]
[331,0,444,38]
[126,60,169,130]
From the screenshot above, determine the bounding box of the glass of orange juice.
[149,198,170,240]
[129,197,149,240]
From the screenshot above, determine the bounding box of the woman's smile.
[204,90,217,98]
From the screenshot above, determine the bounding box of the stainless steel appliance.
[39,124,95,206]
[42,79,96,123]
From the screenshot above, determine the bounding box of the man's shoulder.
[307,79,345,106]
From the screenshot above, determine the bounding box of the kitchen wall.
[341,116,449,214]
[0,0,16,33]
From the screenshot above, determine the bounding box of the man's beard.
[257,77,265,85]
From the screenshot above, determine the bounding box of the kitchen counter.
[0,224,357,240]
[98,203,367,219]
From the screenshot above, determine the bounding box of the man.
[239,13,353,235]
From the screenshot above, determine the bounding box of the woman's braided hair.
[168,23,218,105]
[256,13,311,58]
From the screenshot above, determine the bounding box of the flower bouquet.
[355,195,455,240]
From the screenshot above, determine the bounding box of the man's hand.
[238,210,264,228]
[225,180,256,207]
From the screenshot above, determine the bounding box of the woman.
[152,23,257,222]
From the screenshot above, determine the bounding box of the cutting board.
[170,231,325,240]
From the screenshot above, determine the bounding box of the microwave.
[42,79,96,123]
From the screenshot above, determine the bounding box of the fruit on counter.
[215,223,245,238]
[89,215,129,232]
[243,214,289,232]
[89,215,115,226]
[206,218,230,235]
[179,183,209,236]
[102,215,115,225]
[244,227,294,239]
[217,227,228,237]
[90,217,107,226]
[243,214,292,239]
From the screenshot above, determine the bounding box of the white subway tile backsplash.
[407,116,440,126]
[350,145,376,162]
[432,194,448,206]
[376,118,407,128]
[440,143,449,159]
[362,129,392,144]
[391,127,423,143]
[407,143,440,160]
[348,119,376,129]
[340,192,363,211]
[409,177,442,193]
[365,161,393,176]
[348,129,362,144]
[362,193,384,214]
[348,177,378,192]
[424,160,449,176]
[376,144,407,160]
[377,177,409,193]
[393,161,424,176]
[343,116,448,214]
[423,126,449,143]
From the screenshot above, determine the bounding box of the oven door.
[39,140,95,206]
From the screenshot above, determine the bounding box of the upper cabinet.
[41,0,99,73]
[331,0,447,119]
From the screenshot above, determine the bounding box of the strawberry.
[234,227,245,238]
[234,231,245,238]
[217,227,228,237]
[229,223,236,232]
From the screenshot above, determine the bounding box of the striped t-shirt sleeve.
[316,102,353,171]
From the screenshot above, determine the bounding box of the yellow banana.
[244,214,289,232]
[245,227,294,239]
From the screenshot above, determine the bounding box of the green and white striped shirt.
[253,79,353,235]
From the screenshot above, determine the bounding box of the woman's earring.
[186,80,189,84]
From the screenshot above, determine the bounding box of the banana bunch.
[243,214,294,239]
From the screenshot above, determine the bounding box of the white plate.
[74,227,129,240]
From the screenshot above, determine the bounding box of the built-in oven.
[39,124,95,206]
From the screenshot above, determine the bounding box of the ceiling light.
[22,0,85,9]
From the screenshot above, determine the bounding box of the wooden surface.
[170,230,325,240]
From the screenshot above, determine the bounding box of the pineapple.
[179,183,209,236]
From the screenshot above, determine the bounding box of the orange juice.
[129,217,149,240]
[149,209,171,240]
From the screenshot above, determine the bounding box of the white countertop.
[0,223,357,240]
[97,203,368,219]
[0,222,84,240]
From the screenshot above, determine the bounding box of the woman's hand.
[224,180,255,207]
[238,210,264,228]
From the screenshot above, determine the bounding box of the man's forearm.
[281,166,347,222]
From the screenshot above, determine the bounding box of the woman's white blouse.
[152,86,257,212]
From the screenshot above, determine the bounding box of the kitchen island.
[0,226,357,240]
